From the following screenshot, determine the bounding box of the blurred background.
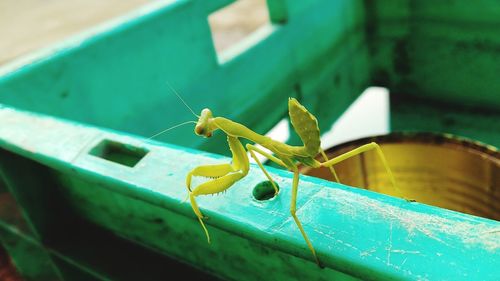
[0,0,389,151]
[0,0,266,64]
[0,0,149,65]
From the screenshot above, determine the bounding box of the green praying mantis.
[182,95,398,266]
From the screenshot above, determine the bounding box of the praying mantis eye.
[195,125,204,135]
[195,125,212,138]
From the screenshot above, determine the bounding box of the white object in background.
[321,86,390,149]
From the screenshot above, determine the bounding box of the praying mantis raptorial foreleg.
[184,98,399,267]
[186,135,249,243]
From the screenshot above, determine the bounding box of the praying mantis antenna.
[148,82,199,139]
[148,120,197,139]
[166,82,199,118]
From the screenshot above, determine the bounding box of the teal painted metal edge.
[1,106,499,280]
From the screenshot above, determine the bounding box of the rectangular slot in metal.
[89,140,148,168]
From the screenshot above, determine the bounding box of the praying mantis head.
[195,108,217,138]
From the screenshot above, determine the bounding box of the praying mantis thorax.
[211,98,321,161]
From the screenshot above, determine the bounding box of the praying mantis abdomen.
[288,98,321,157]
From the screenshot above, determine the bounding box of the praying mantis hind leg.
[320,142,400,196]
[245,144,321,265]
[319,148,340,183]
[290,167,322,266]
[246,144,321,265]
